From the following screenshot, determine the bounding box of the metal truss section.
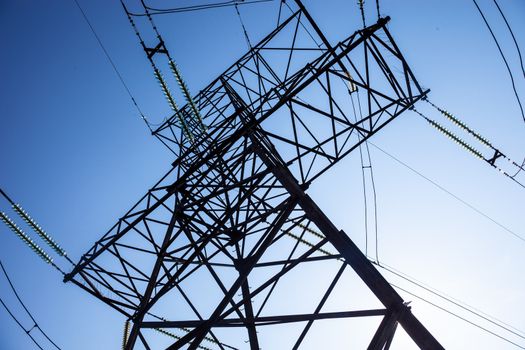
[153,12,426,185]
[65,4,441,349]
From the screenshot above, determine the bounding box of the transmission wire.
[282,0,323,48]
[492,0,525,81]
[234,2,253,49]
[368,142,525,244]
[492,0,525,174]
[348,93,380,262]
[287,225,525,347]
[350,0,381,263]
[472,0,525,124]
[391,282,525,349]
[70,2,524,347]
[0,297,44,350]
[72,0,153,132]
[357,92,380,263]
[372,260,525,341]
[0,259,62,349]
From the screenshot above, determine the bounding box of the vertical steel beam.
[223,82,444,350]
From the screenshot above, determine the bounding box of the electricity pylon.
[65,1,443,349]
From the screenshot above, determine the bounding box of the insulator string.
[412,106,525,189]
[121,1,194,140]
[139,0,206,133]
[1,212,54,266]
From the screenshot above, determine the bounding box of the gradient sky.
[1,0,525,349]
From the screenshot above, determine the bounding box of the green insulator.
[154,328,180,340]
[168,60,206,131]
[297,223,324,239]
[154,69,194,141]
[285,231,334,257]
[153,329,213,350]
[154,69,178,111]
[427,119,484,160]
[0,212,53,264]
[457,139,484,159]
[12,204,66,256]
[122,320,130,350]
[173,325,224,347]
[440,109,493,148]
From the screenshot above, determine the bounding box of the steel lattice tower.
[64,1,444,349]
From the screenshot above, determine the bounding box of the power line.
[0,258,63,349]
[0,296,45,350]
[286,224,525,348]
[472,0,525,124]
[491,0,525,175]
[131,0,273,16]
[492,0,525,81]
[0,259,62,349]
[373,260,525,341]
[358,94,380,263]
[234,1,253,49]
[391,282,525,349]
[348,92,380,261]
[368,142,525,244]
[72,0,153,132]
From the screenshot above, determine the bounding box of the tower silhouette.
[65,1,443,349]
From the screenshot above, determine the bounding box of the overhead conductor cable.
[286,224,525,348]
[121,0,194,141]
[72,0,153,132]
[472,0,525,124]
[140,0,205,127]
[140,0,206,133]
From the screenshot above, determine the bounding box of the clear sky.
[1,0,524,349]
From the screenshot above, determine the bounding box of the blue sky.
[1,0,525,349]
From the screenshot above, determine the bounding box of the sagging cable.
[0,212,53,265]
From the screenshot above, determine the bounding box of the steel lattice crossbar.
[65,4,442,349]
